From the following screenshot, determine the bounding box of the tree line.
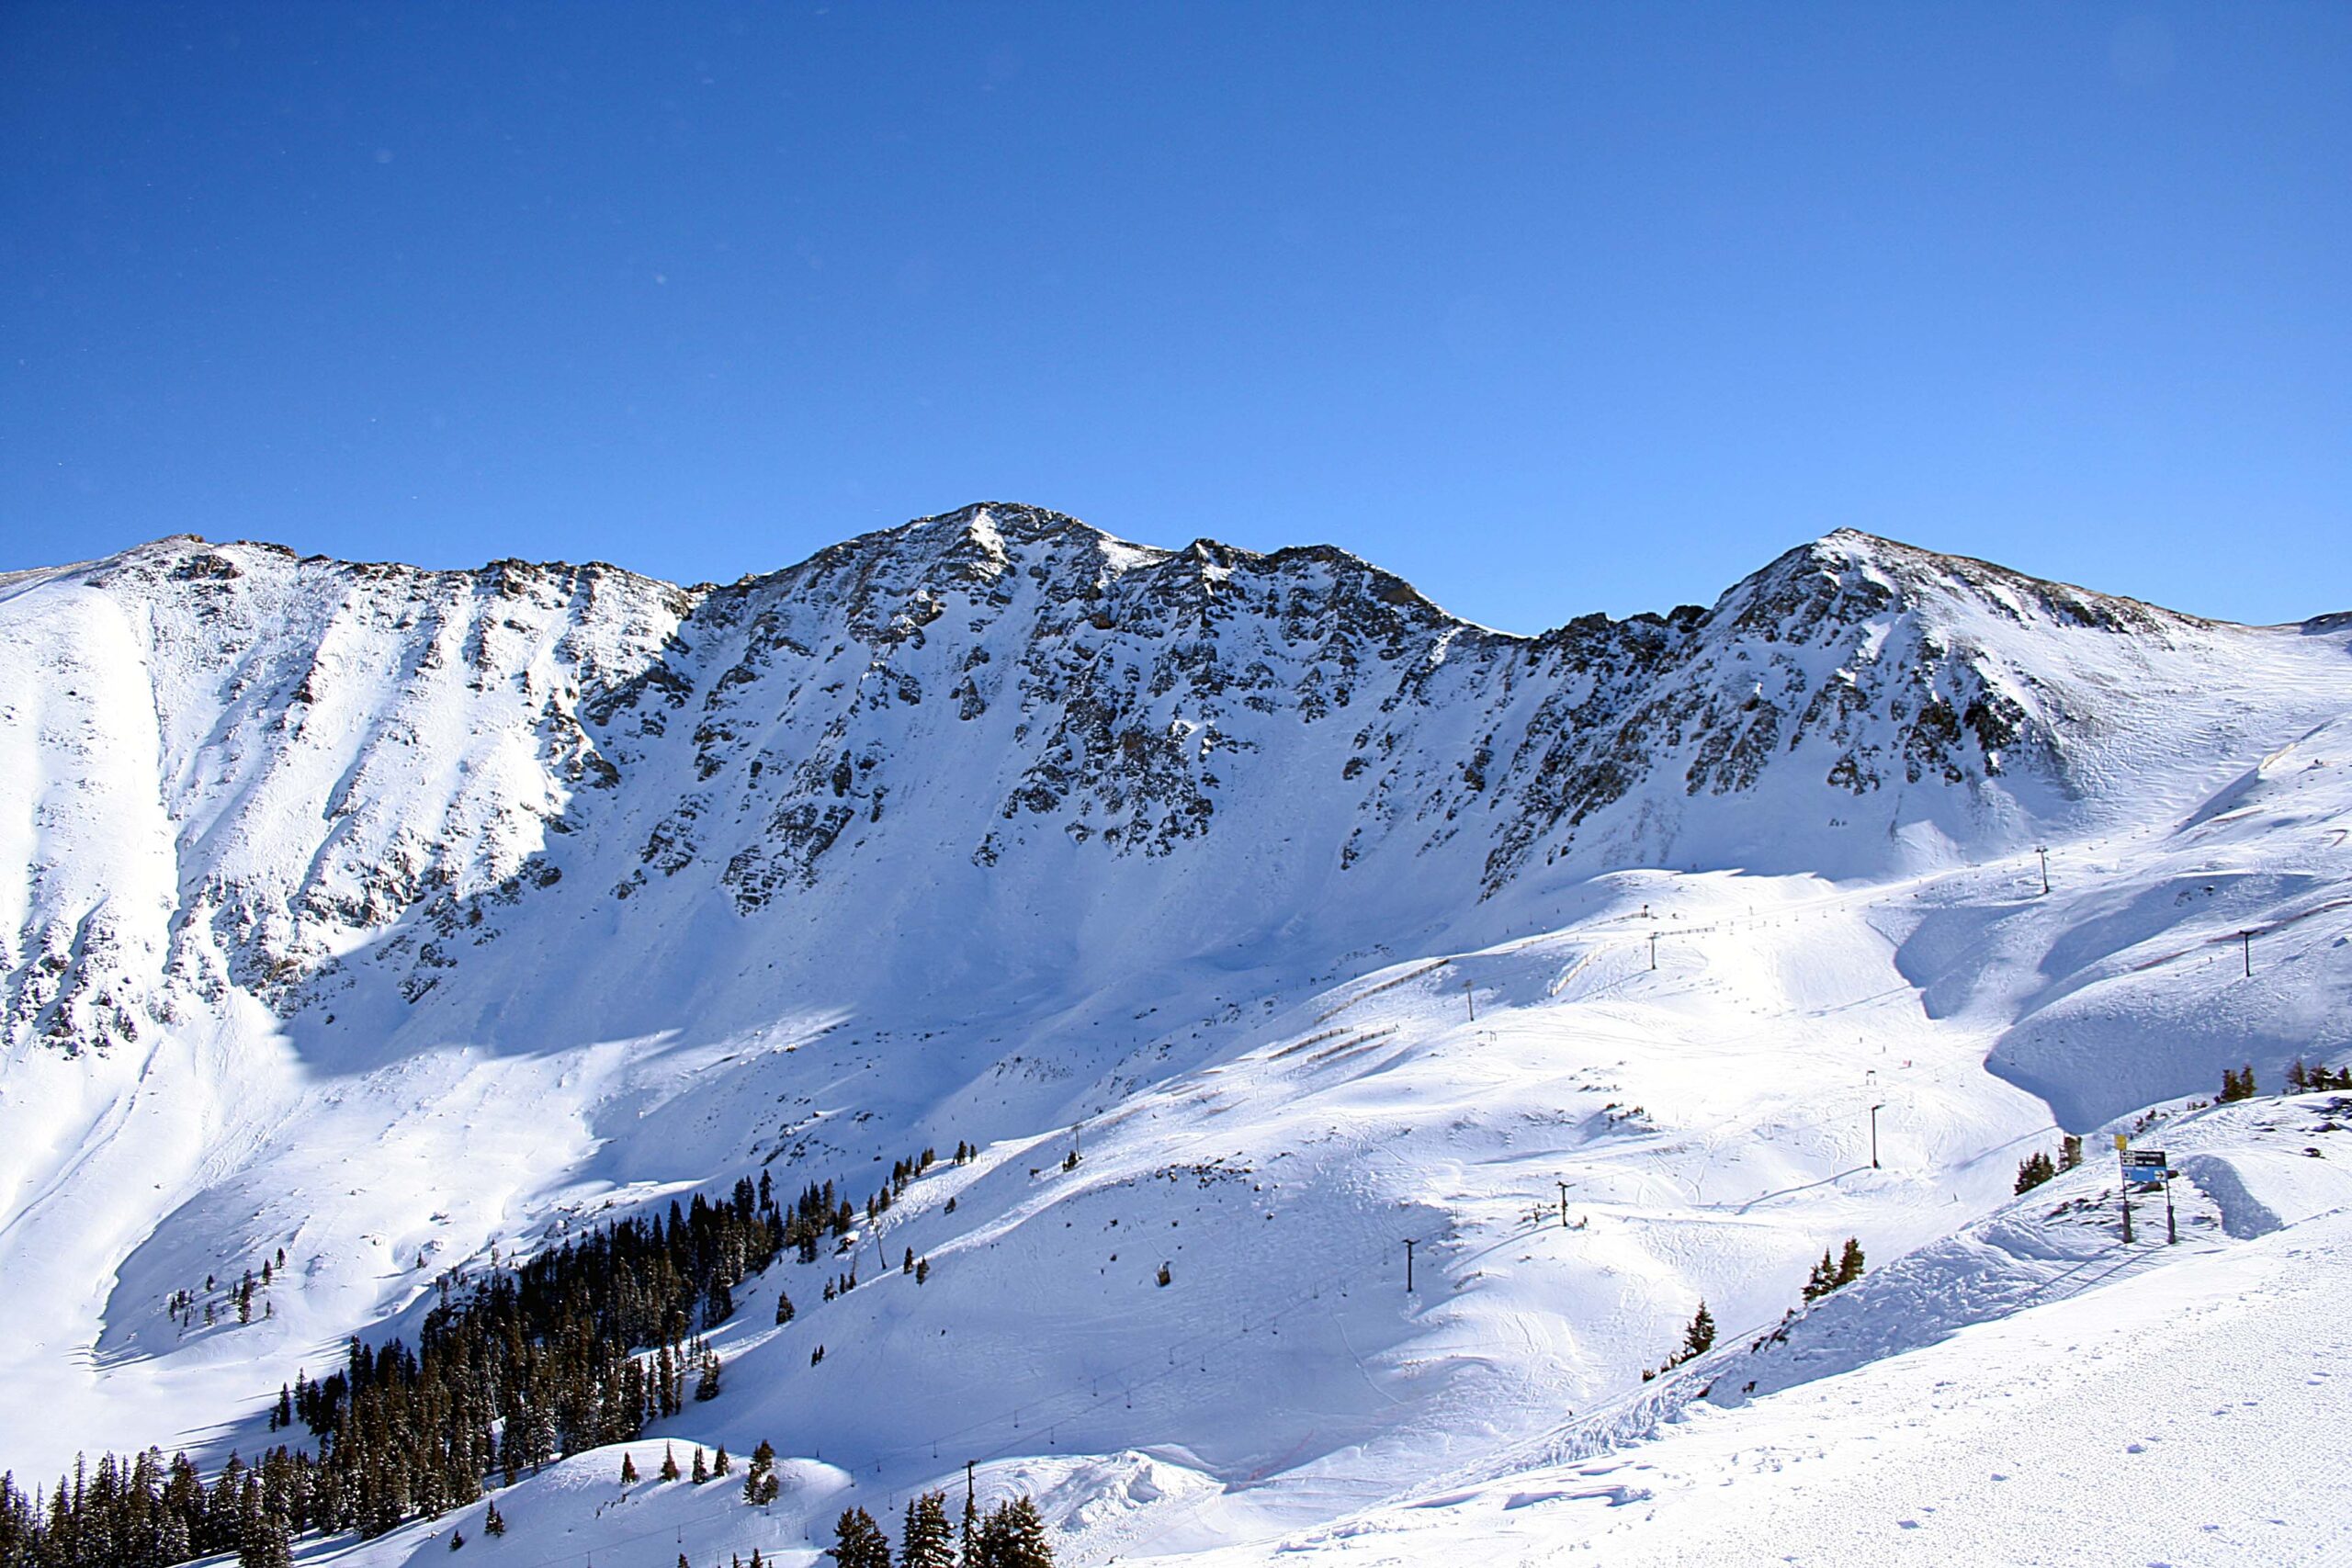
[0,1148,946,1568]
[820,1489,1054,1568]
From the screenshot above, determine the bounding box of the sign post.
[2118,1142,2173,1245]
[2114,1134,2133,1244]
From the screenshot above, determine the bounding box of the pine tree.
[1835,1237,1865,1289]
[1680,1301,1715,1361]
[714,1444,733,1477]
[902,1490,956,1568]
[2015,1151,2055,1193]
[2060,1134,2083,1170]
[974,1496,1053,1568]
[739,1438,778,1503]
[620,1452,639,1485]
[660,1445,681,1483]
[695,1348,723,1402]
[693,1447,709,1484]
[237,1506,293,1568]
[1801,1247,1837,1303]
[827,1505,891,1568]
[2289,1059,2310,1092]
[483,1501,505,1537]
[776,1289,796,1325]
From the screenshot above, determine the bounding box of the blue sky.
[3,2,2345,630]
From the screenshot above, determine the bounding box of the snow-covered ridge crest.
[0,508,2340,1059]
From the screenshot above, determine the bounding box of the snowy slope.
[1168,1094,2352,1567]
[1,506,2348,1565]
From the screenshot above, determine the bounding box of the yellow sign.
[2114,1134,2130,1150]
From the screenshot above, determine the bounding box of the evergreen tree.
[973,1497,1053,1568]
[714,1444,733,1477]
[902,1490,956,1568]
[483,1501,505,1537]
[237,1506,293,1568]
[827,1506,891,1568]
[661,1445,681,1483]
[620,1452,639,1486]
[1835,1237,1865,1289]
[2015,1151,2055,1193]
[693,1448,709,1485]
[1680,1301,1715,1361]
[742,1439,777,1505]
[776,1289,796,1325]
[2060,1134,2083,1171]
[1801,1248,1837,1303]
[695,1348,723,1402]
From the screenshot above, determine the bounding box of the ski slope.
[1162,1094,2352,1568]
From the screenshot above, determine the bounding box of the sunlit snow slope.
[1,506,2346,1564]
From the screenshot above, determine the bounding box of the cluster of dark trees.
[165,1248,287,1336]
[2284,1060,2351,1093]
[0,1153,942,1568]
[823,1490,1053,1568]
[2015,1133,2086,1194]
[1801,1238,1865,1303]
[0,1449,302,1568]
[787,1145,938,1264]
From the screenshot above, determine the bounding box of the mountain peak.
[1721,527,2196,639]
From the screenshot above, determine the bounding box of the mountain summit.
[0,508,2328,1063]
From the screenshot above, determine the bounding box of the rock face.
[0,504,2309,1055]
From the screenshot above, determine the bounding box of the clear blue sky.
[4,3,2346,630]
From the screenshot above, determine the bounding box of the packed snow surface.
[1,506,2347,1564]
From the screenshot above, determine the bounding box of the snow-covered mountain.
[5,504,2326,1062]
[2,504,2347,1563]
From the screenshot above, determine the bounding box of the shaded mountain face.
[0,504,2304,1057]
